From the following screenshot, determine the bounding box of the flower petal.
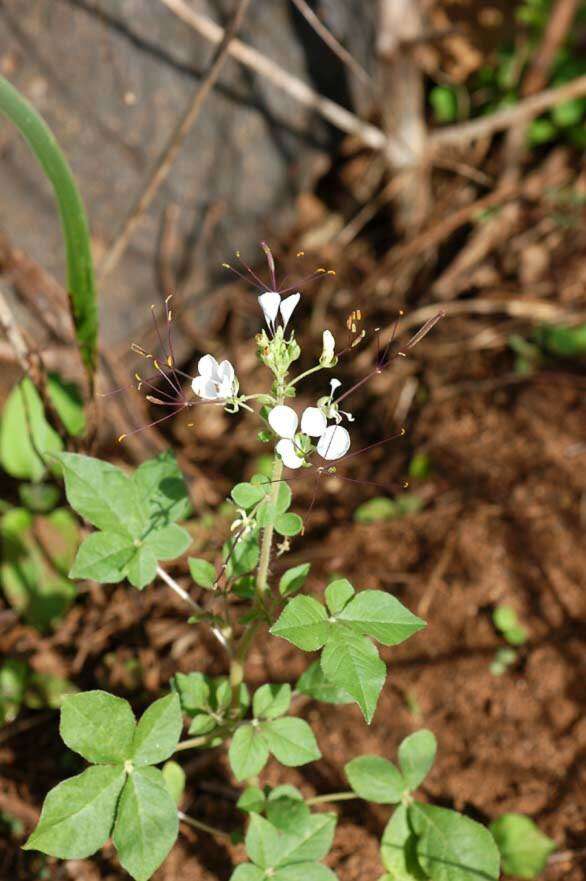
[198,354,220,379]
[217,360,235,385]
[317,425,350,460]
[329,378,342,395]
[321,329,335,364]
[280,292,300,330]
[258,292,281,330]
[192,376,218,400]
[268,405,299,439]
[300,406,327,437]
[276,439,304,469]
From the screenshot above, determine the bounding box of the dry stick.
[289,0,374,90]
[98,0,252,282]
[429,74,586,149]
[156,565,230,654]
[159,0,393,153]
[396,297,585,333]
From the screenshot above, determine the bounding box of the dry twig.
[98,0,252,281]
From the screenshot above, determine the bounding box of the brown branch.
[429,74,586,149]
[522,0,580,97]
[98,0,253,282]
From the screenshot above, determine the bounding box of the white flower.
[320,378,354,424]
[192,355,238,401]
[316,424,351,460]
[269,401,350,469]
[320,329,336,366]
[258,291,301,334]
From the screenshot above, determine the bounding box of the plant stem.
[156,565,230,654]
[291,363,325,386]
[305,792,358,806]
[178,811,231,840]
[175,727,229,752]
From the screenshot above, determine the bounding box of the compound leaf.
[409,803,500,881]
[262,717,321,767]
[338,590,425,647]
[60,690,136,764]
[132,693,183,767]
[398,730,437,792]
[69,531,135,582]
[229,723,270,781]
[270,596,330,651]
[345,755,405,804]
[321,628,385,723]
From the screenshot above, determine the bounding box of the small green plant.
[0,658,76,725]
[16,247,504,881]
[490,814,556,879]
[492,605,528,646]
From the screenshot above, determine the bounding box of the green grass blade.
[0,75,99,388]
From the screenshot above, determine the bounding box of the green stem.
[178,811,231,840]
[290,363,325,386]
[175,726,230,752]
[0,75,98,388]
[305,792,358,806]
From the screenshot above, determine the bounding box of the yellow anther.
[117,434,127,443]
[167,356,173,367]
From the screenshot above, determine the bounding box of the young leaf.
[324,578,355,614]
[0,379,62,481]
[320,628,386,723]
[231,866,265,881]
[345,755,405,804]
[261,717,321,767]
[245,813,283,869]
[69,531,135,582]
[398,730,437,792]
[127,546,158,590]
[266,789,311,831]
[172,671,210,714]
[46,373,86,437]
[296,662,353,705]
[270,596,330,651]
[272,864,337,881]
[144,524,191,560]
[229,723,270,781]
[275,481,292,514]
[60,691,136,764]
[253,683,292,720]
[337,590,426,646]
[161,760,186,806]
[381,804,426,881]
[24,765,125,859]
[232,483,266,509]
[188,557,217,589]
[279,812,337,864]
[133,451,190,527]
[57,453,146,538]
[489,814,556,880]
[409,803,500,881]
[275,513,303,537]
[237,786,267,815]
[113,766,179,881]
[279,563,311,597]
[131,693,183,766]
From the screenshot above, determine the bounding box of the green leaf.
[280,812,337,864]
[0,75,98,383]
[261,717,321,767]
[24,765,125,859]
[60,691,136,764]
[231,865,266,881]
[57,453,146,538]
[381,804,426,881]
[19,482,60,514]
[188,557,217,589]
[273,864,337,881]
[266,788,310,831]
[46,373,86,436]
[226,531,260,578]
[489,814,556,879]
[279,563,311,597]
[113,766,179,881]
[0,658,28,724]
[275,513,303,537]
[133,451,190,528]
[237,786,267,815]
[69,531,135,582]
[399,730,437,791]
[409,803,500,881]
[270,596,330,651]
[172,671,210,714]
[321,628,385,723]
[232,483,266,509]
[161,761,186,806]
[229,724,270,781]
[338,590,426,646]
[345,755,405,804]
[144,524,191,560]
[325,578,355,614]
[353,497,398,524]
[275,481,293,514]
[430,85,459,123]
[296,662,353,705]
[127,546,158,590]
[246,813,283,869]
[0,379,62,481]
[132,693,182,766]
[253,684,292,720]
